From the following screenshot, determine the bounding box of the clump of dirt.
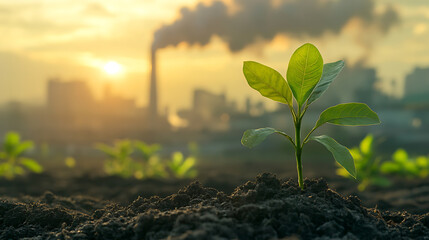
[0,173,428,239]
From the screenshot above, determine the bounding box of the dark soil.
[1,173,428,239]
[331,176,429,215]
[1,171,429,215]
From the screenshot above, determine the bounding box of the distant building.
[404,67,429,97]
[48,79,96,115]
[42,78,170,143]
[178,89,237,131]
[403,67,429,108]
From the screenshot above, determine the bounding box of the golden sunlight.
[103,61,122,75]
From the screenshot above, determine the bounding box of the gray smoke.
[152,0,399,51]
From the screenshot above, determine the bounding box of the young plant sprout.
[0,132,43,179]
[241,43,380,189]
[337,134,390,191]
[168,152,197,179]
[381,149,429,179]
[96,140,136,178]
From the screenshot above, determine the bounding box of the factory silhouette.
[1,53,429,157]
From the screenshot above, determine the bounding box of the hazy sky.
[0,0,428,111]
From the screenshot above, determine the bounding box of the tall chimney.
[149,47,158,117]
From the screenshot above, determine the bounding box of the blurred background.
[0,0,428,184]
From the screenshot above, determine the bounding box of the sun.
[103,61,122,75]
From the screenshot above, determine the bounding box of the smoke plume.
[152,0,399,52]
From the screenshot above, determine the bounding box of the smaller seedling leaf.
[311,135,356,178]
[242,128,290,148]
[65,157,76,168]
[307,60,345,105]
[286,43,324,106]
[178,157,196,177]
[315,103,380,129]
[392,149,408,163]
[416,156,428,168]
[96,143,118,159]
[19,158,43,173]
[12,141,34,158]
[134,141,161,160]
[349,147,362,162]
[4,132,20,155]
[243,61,293,106]
[359,134,373,155]
[380,162,401,173]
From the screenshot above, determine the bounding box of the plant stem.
[295,118,304,190]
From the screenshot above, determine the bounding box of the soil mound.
[1,173,428,239]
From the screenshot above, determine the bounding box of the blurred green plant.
[96,140,198,179]
[168,151,197,179]
[96,140,136,178]
[0,132,43,179]
[134,141,161,161]
[336,134,390,191]
[65,157,76,168]
[134,141,166,179]
[381,149,429,178]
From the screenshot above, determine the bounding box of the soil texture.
[1,173,428,240]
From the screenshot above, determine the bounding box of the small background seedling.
[167,142,198,179]
[96,140,137,178]
[134,141,167,179]
[337,134,429,191]
[381,149,429,179]
[0,132,43,179]
[96,140,198,179]
[65,157,76,168]
[241,43,380,189]
[336,134,390,191]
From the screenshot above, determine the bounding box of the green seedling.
[134,141,167,179]
[97,140,167,179]
[241,43,380,189]
[167,142,198,179]
[96,140,136,178]
[381,149,429,178]
[168,152,197,179]
[134,141,161,161]
[0,132,43,179]
[337,134,390,191]
[65,157,76,168]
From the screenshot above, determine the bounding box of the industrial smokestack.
[149,47,158,117]
[151,0,399,52]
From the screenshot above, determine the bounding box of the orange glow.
[103,61,123,75]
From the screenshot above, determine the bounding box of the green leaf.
[134,141,161,160]
[315,103,380,129]
[116,140,133,159]
[349,147,362,161]
[243,61,293,106]
[177,157,196,177]
[307,60,345,105]
[286,43,324,105]
[311,135,356,178]
[241,128,290,148]
[416,156,428,168]
[19,158,43,173]
[96,143,118,159]
[359,134,373,155]
[392,149,408,163]
[380,161,401,173]
[4,132,20,155]
[12,141,34,158]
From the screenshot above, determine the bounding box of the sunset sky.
[1,0,429,112]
